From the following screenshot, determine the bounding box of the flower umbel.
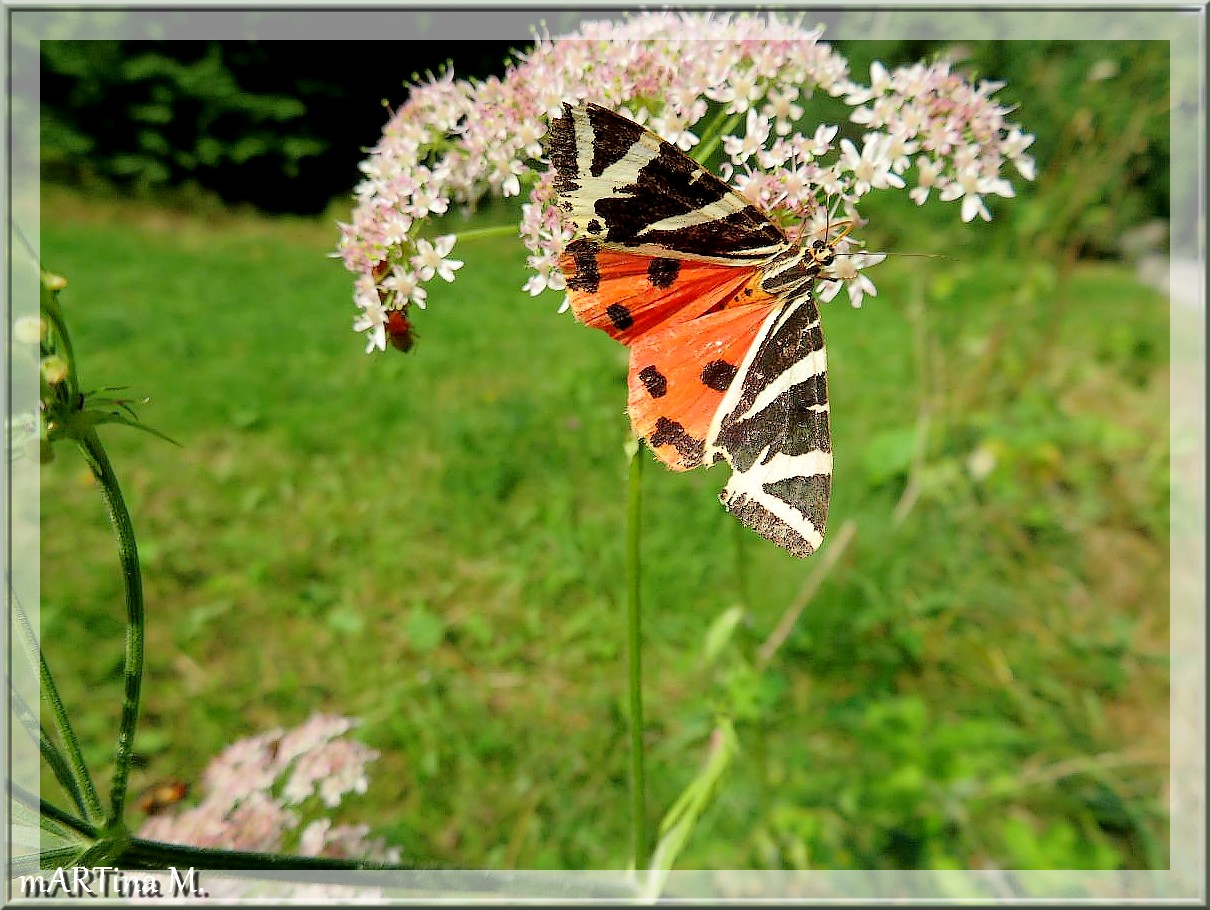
[338,12,1035,352]
[137,713,400,864]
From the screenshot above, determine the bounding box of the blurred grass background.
[35,33,1171,872]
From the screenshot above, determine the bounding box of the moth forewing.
[548,102,790,265]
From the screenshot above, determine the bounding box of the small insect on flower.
[547,102,862,559]
[137,778,190,815]
[385,309,418,353]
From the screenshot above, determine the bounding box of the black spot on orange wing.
[648,416,703,462]
[638,365,668,398]
[565,238,601,293]
[700,360,738,391]
[647,257,680,289]
[606,304,634,331]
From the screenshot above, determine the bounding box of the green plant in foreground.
[17,265,416,885]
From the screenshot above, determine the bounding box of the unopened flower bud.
[40,355,69,385]
[13,316,45,344]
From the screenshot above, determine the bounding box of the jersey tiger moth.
[548,102,842,558]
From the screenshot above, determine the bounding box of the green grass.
[37,186,1169,872]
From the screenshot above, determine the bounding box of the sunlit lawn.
[37,186,1169,870]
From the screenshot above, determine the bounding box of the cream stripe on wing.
[703,304,782,456]
[636,196,758,236]
[722,446,828,550]
[731,342,826,425]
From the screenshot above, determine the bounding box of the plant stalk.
[12,595,104,823]
[76,428,145,827]
[625,439,648,869]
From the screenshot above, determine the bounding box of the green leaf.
[645,720,738,896]
[701,606,745,667]
[862,426,918,485]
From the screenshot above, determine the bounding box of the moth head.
[807,220,854,269]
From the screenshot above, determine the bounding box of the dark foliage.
[41,40,520,214]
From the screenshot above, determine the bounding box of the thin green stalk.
[691,108,743,167]
[122,838,418,872]
[40,273,81,401]
[37,798,97,842]
[39,726,90,822]
[11,846,85,877]
[10,781,96,842]
[730,524,774,837]
[76,428,144,827]
[11,665,88,820]
[751,715,772,834]
[11,594,104,823]
[450,224,518,243]
[121,839,639,900]
[625,439,648,869]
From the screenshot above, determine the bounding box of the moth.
[547,102,845,558]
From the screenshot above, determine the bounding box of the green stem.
[11,594,105,823]
[10,781,96,842]
[691,108,743,167]
[39,727,90,822]
[730,524,774,849]
[11,846,85,877]
[40,274,81,401]
[625,439,647,869]
[752,715,772,837]
[121,838,419,872]
[11,662,85,819]
[450,224,518,243]
[118,839,639,900]
[75,428,145,827]
[37,798,97,842]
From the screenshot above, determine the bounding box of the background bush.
[40,40,519,214]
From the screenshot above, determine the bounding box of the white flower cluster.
[338,13,1037,350]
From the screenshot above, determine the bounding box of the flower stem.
[121,837,418,872]
[11,594,105,823]
[692,107,743,167]
[40,271,81,401]
[75,428,145,827]
[450,224,518,243]
[625,438,647,869]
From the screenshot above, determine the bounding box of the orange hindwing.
[560,240,764,346]
[626,302,776,471]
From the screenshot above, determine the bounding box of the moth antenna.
[859,251,955,261]
[828,219,856,249]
